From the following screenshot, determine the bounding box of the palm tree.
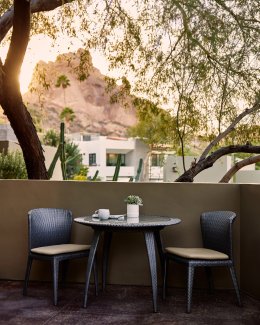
[55,75,71,105]
[60,107,76,130]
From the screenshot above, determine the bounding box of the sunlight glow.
[0,34,109,94]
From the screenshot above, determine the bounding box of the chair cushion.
[31,244,91,255]
[165,247,229,260]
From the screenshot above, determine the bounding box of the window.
[151,154,164,167]
[89,153,96,166]
[106,153,126,166]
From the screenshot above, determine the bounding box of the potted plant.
[124,195,143,220]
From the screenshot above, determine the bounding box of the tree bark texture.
[0,0,48,179]
[175,145,260,182]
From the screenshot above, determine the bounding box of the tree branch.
[0,0,74,43]
[199,99,260,161]
[176,144,260,182]
[219,154,260,183]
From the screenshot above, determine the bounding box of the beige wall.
[0,181,245,291]
[0,181,259,299]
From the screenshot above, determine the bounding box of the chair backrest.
[28,208,73,250]
[200,211,236,259]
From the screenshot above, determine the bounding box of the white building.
[71,133,149,181]
[70,133,260,183]
[1,124,259,183]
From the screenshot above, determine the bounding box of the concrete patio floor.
[0,280,260,324]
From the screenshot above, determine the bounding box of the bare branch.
[199,99,260,161]
[219,154,260,183]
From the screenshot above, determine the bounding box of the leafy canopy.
[1,0,259,148]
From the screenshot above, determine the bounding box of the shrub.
[0,151,27,179]
[43,129,59,147]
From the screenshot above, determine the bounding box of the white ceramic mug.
[95,209,110,220]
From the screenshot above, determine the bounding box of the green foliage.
[124,195,143,205]
[0,151,27,179]
[224,124,260,146]
[86,0,259,152]
[55,75,71,89]
[1,0,259,180]
[55,75,71,106]
[73,166,89,181]
[65,141,83,179]
[128,98,177,149]
[60,107,75,123]
[47,122,66,179]
[43,129,59,147]
[73,49,92,81]
[48,123,83,180]
[135,158,143,182]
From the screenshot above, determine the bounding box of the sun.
[1,34,110,95]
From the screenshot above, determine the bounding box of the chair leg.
[23,256,33,296]
[93,256,98,296]
[61,260,69,288]
[205,267,214,294]
[162,256,169,300]
[229,265,242,307]
[52,258,60,306]
[187,265,195,313]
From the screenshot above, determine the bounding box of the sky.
[0,34,109,94]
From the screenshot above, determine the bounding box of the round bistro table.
[74,215,181,312]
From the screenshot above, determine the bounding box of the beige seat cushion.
[165,247,229,260]
[31,244,91,255]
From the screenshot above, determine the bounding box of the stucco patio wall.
[0,180,258,299]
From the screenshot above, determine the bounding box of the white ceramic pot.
[127,204,139,220]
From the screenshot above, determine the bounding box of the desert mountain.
[23,50,137,137]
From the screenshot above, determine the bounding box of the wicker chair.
[23,208,98,305]
[163,211,242,313]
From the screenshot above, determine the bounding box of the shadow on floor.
[0,280,260,324]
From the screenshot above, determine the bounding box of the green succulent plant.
[124,195,143,205]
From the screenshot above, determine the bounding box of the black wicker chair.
[23,208,98,305]
[163,211,242,313]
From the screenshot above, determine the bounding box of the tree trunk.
[1,83,48,179]
[0,0,48,179]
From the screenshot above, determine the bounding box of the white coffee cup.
[95,209,110,220]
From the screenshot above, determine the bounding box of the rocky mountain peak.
[22,49,137,136]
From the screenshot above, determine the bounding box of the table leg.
[83,229,101,308]
[154,230,165,277]
[102,231,113,291]
[144,231,158,313]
